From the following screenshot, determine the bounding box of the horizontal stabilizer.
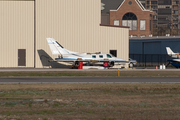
[46,38,69,55]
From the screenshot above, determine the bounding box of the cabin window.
[107,54,112,58]
[99,55,103,58]
[92,55,96,58]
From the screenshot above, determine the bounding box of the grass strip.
[0,83,180,119]
[0,71,180,77]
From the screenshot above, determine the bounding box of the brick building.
[101,0,153,37]
[139,0,180,36]
[110,0,153,37]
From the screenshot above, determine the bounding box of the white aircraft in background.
[166,47,180,68]
[166,47,180,58]
[46,38,128,68]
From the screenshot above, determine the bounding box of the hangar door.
[18,49,26,66]
[0,0,34,67]
[144,42,161,54]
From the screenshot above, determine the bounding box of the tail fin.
[166,47,175,55]
[46,38,69,55]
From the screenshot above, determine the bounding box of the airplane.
[46,38,128,68]
[166,47,180,58]
[166,47,180,68]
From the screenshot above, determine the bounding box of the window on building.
[158,0,171,5]
[140,20,146,30]
[158,5,171,9]
[153,15,157,20]
[151,1,157,4]
[158,9,171,15]
[122,12,137,30]
[151,6,157,9]
[153,10,157,14]
[110,50,117,57]
[114,20,119,26]
[174,10,178,15]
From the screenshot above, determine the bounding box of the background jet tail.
[166,47,180,58]
[166,47,175,55]
[46,38,70,55]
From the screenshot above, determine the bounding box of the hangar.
[0,0,129,68]
[129,36,180,55]
[129,36,180,66]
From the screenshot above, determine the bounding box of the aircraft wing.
[52,58,128,63]
[52,58,96,63]
[168,59,180,63]
[167,59,180,68]
[49,59,76,62]
[100,60,128,63]
[173,59,180,62]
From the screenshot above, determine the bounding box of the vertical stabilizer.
[46,38,69,55]
[166,47,180,58]
[166,47,175,55]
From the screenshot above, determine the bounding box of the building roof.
[101,0,124,14]
[101,0,149,14]
[129,36,180,41]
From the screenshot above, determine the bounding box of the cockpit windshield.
[107,54,112,58]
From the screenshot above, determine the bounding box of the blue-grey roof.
[101,0,124,14]
[129,36,180,41]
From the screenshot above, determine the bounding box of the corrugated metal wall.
[35,0,129,68]
[0,0,128,68]
[0,0,34,67]
[130,38,180,54]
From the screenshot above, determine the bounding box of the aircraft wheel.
[75,61,79,66]
[109,61,114,67]
[129,63,134,68]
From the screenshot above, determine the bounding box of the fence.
[129,54,174,68]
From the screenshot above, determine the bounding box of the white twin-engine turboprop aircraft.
[166,47,180,68]
[46,38,128,68]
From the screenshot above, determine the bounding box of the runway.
[0,68,180,72]
[0,77,180,83]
